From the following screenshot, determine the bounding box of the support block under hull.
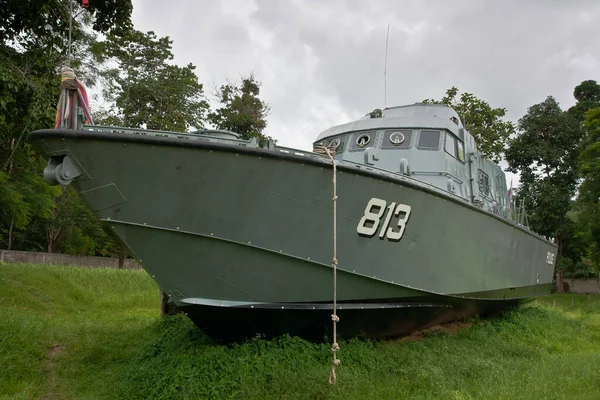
[180,296,526,344]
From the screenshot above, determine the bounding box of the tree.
[98,29,209,132]
[505,96,586,290]
[568,80,600,122]
[43,186,99,254]
[576,107,600,272]
[0,169,60,249]
[0,0,133,250]
[566,80,600,275]
[0,0,132,43]
[208,74,272,141]
[579,108,600,201]
[423,87,514,162]
[0,4,74,249]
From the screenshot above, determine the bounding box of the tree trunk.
[7,138,14,175]
[556,270,564,293]
[6,139,15,250]
[7,218,14,250]
[47,226,60,253]
[47,231,53,253]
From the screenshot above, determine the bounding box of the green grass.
[1,263,599,399]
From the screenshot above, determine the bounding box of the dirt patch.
[42,344,65,399]
[400,321,472,342]
[47,344,64,358]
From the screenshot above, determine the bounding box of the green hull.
[28,129,556,341]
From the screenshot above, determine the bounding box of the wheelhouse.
[313,103,509,217]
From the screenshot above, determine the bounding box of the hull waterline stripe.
[179,297,453,310]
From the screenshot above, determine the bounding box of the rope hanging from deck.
[314,144,341,384]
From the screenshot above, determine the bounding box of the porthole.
[356,134,371,147]
[329,137,341,149]
[389,132,405,146]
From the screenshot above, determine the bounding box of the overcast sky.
[129,0,599,182]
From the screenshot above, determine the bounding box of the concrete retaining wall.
[0,250,140,269]
[563,277,600,294]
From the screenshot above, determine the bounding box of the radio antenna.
[67,0,73,66]
[384,24,390,109]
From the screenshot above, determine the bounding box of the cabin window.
[350,131,377,151]
[327,136,345,152]
[381,129,412,149]
[496,175,505,206]
[417,130,440,150]
[477,170,491,197]
[495,176,501,206]
[445,133,457,158]
[457,140,465,162]
[314,136,345,152]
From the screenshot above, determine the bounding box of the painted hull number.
[357,198,411,241]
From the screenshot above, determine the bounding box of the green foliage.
[0,0,132,254]
[506,96,582,180]
[40,186,115,255]
[505,96,584,269]
[579,107,600,197]
[423,87,515,162]
[568,80,600,122]
[522,177,575,238]
[92,107,125,126]
[208,74,272,141]
[78,0,133,34]
[0,0,132,42]
[99,29,209,132]
[0,172,27,237]
[580,141,600,183]
[0,50,65,247]
[0,169,60,247]
[506,81,600,277]
[576,107,600,271]
[2,263,600,399]
[574,80,600,103]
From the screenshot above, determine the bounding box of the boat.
[27,69,557,343]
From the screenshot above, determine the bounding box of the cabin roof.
[314,103,466,143]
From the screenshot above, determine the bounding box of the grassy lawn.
[1,263,599,399]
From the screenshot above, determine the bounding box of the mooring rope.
[314,144,341,384]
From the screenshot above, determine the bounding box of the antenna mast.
[67,0,73,66]
[384,25,390,109]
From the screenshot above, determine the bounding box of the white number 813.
[356,198,411,241]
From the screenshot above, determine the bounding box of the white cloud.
[128,0,600,185]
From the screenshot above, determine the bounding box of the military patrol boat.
[28,84,557,342]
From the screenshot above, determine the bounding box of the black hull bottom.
[179,297,525,344]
